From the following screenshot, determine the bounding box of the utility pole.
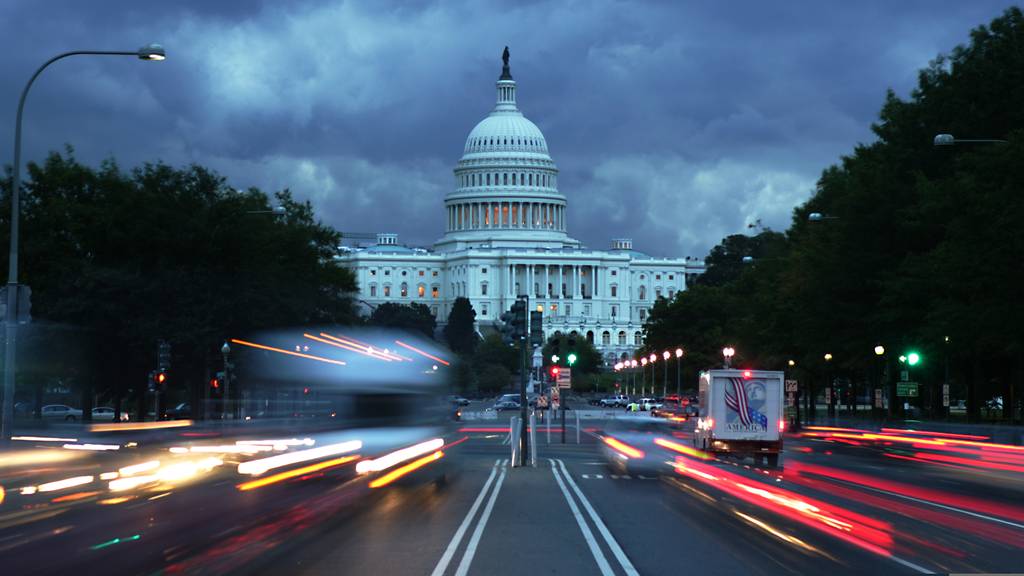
[516,298,529,467]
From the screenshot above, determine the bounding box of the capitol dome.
[439,48,574,251]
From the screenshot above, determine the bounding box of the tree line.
[641,7,1024,422]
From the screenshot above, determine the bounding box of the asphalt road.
[2,418,1023,575]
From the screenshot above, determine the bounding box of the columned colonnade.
[446,201,566,232]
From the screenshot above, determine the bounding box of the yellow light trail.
[91,420,191,432]
[236,455,359,491]
[303,333,393,362]
[369,451,444,488]
[230,338,346,366]
[318,333,406,361]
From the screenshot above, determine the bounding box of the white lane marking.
[430,460,500,576]
[453,463,508,576]
[827,476,1024,531]
[886,553,933,574]
[556,459,639,576]
[549,459,615,576]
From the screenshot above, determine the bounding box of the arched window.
[486,174,491,185]
[520,173,525,185]
[610,285,618,298]
[534,282,539,296]
[401,282,408,298]
[668,289,675,300]
[529,174,533,186]
[431,285,439,298]
[417,284,425,298]
[634,331,643,345]
[384,285,391,297]
[639,286,646,300]
[369,284,377,297]
[512,173,516,185]
[481,282,488,296]
[618,331,626,345]
[602,331,611,345]
[586,331,594,344]
[503,173,508,185]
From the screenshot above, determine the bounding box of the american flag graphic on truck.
[724,377,768,431]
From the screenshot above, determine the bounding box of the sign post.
[896,382,919,397]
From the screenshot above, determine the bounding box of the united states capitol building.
[337,50,705,363]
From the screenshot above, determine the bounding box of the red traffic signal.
[210,378,220,389]
[550,366,560,377]
[156,372,167,384]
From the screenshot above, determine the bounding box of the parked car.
[162,403,192,420]
[448,395,470,406]
[600,395,630,407]
[41,404,83,421]
[494,400,520,411]
[638,398,663,411]
[91,407,129,422]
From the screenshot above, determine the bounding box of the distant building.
[336,52,704,363]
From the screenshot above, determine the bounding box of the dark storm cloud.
[0,0,1017,256]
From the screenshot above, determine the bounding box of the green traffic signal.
[907,352,921,366]
[567,353,577,366]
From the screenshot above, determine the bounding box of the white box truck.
[692,369,785,467]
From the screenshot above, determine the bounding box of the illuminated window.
[550,303,558,312]
[419,270,424,276]
[418,285,425,298]
[432,286,439,298]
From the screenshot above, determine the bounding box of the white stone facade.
[336,54,704,363]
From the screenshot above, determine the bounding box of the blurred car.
[600,416,676,476]
[494,400,520,411]
[91,406,129,422]
[41,404,83,421]
[448,395,470,406]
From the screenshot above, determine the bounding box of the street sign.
[532,347,543,369]
[557,367,572,389]
[785,379,798,392]
[824,387,831,404]
[900,370,909,382]
[874,388,883,408]
[785,392,795,407]
[896,382,919,397]
[942,384,950,407]
[158,340,172,371]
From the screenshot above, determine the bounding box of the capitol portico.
[336,49,704,363]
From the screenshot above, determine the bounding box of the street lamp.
[630,359,637,396]
[824,353,834,418]
[932,133,1008,146]
[722,346,735,368]
[640,357,648,396]
[662,350,670,397]
[787,359,796,367]
[874,345,885,356]
[675,348,683,397]
[1,44,166,441]
[221,341,231,419]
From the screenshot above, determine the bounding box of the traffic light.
[530,310,543,346]
[155,372,167,385]
[499,307,516,344]
[907,352,921,366]
[513,300,527,338]
[550,366,560,379]
[210,377,220,390]
[567,353,578,366]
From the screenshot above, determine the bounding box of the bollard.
[529,412,537,467]
[547,408,551,444]
[576,410,581,444]
[510,416,520,466]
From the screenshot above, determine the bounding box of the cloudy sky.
[0,0,1016,258]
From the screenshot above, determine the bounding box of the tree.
[368,302,436,339]
[444,297,478,355]
[0,150,359,418]
[474,333,518,373]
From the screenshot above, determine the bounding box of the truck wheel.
[766,454,779,468]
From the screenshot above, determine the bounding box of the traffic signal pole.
[518,297,529,467]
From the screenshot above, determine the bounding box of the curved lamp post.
[674,347,683,397]
[2,44,166,440]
